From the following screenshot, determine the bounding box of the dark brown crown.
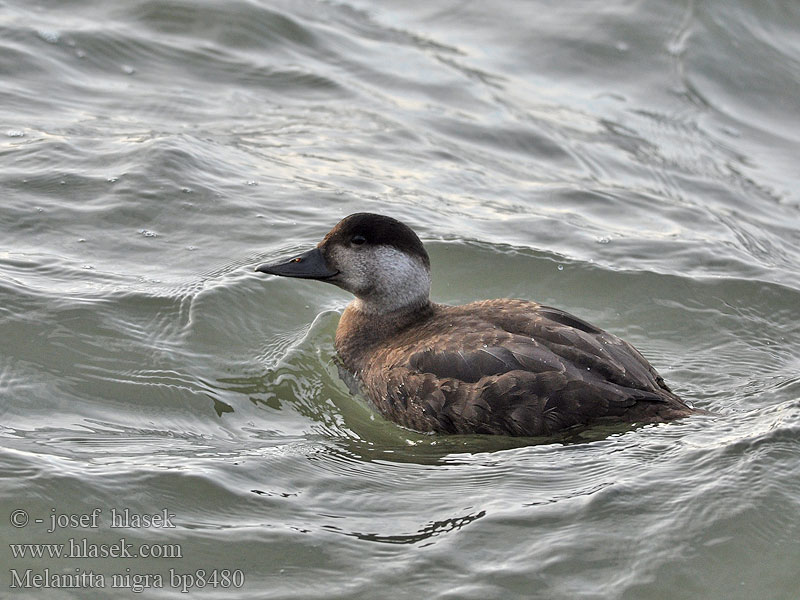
[320,213,430,268]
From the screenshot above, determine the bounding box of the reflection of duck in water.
[257,213,699,436]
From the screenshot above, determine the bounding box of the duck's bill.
[255,247,338,280]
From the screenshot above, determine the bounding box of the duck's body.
[257,213,697,436]
[336,298,691,436]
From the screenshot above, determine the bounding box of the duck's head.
[256,213,431,314]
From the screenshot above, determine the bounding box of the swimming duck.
[256,213,696,436]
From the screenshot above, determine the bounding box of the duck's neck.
[335,299,434,373]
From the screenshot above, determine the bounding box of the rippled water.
[2,0,800,598]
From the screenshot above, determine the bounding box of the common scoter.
[256,213,697,436]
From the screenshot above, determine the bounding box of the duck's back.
[348,299,692,436]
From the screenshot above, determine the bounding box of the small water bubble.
[185,245,197,251]
[37,29,60,44]
[246,180,258,186]
[557,264,564,271]
[121,64,136,75]
[138,229,157,238]
[596,236,611,244]
[82,264,94,270]
[666,41,682,56]
[6,130,24,138]
[36,207,44,213]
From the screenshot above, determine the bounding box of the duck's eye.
[351,235,366,246]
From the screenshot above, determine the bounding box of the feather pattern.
[340,299,695,436]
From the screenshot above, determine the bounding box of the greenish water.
[2,0,799,598]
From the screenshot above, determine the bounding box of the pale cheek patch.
[328,245,431,313]
[328,246,370,294]
[365,246,430,312]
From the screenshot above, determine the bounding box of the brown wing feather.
[365,301,687,435]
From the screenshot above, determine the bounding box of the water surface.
[2,0,800,598]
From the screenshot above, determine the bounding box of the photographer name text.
[6,507,247,593]
[10,507,175,533]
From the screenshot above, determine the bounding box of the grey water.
[2,0,800,598]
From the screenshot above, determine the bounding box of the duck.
[256,212,698,437]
